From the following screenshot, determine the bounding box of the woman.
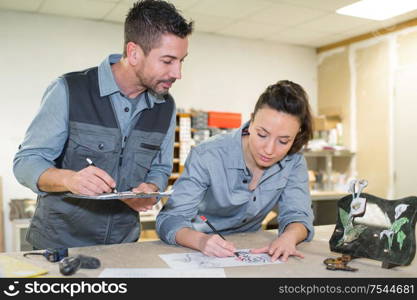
[156,80,314,262]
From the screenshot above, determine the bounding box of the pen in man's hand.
[85,157,118,193]
[199,215,241,259]
[86,157,95,167]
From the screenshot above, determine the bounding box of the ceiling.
[1,0,417,48]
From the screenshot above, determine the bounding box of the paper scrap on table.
[159,249,282,269]
[0,255,48,278]
[98,268,226,278]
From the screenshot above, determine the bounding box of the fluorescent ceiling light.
[337,0,417,20]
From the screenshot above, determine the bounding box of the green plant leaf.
[391,217,409,233]
[339,207,349,228]
[397,230,406,250]
[346,224,367,238]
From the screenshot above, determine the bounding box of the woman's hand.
[251,223,308,262]
[175,228,237,258]
[251,233,304,262]
[198,234,237,258]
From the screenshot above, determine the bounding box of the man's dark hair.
[252,80,313,155]
[124,0,194,56]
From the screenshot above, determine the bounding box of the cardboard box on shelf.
[207,111,241,129]
[314,115,341,131]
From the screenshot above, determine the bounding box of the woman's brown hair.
[252,80,313,155]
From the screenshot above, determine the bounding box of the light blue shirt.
[14,54,176,194]
[156,122,314,245]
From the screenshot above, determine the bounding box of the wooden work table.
[1,225,416,278]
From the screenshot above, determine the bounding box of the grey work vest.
[26,67,174,249]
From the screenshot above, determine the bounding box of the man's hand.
[63,166,116,196]
[121,182,159,212]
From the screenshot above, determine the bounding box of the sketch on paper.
[159,249,281,269]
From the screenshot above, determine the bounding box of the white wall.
[175,33,318,121]
[0,10,317,251]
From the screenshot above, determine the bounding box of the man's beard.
[143,79,175,96]
[153,79,176,96]
[135,69,175,96]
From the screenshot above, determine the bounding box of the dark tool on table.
[323,254,358,272]
[78,255,101,269]
[23,248,68,262]
[59,254,101,276]
[59,256,81,276]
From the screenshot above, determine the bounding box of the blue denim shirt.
[14,54,176,194]
[156,122,314,245]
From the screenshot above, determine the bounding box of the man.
[13,0,193,249]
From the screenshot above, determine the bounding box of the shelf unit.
[304,149,355,191]
[301,149,354,225]
[169,113,193,186]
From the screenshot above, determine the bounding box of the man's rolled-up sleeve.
[13,78,69,195]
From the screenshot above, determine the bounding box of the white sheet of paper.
[159,249,282,269]
[98,268,226,278]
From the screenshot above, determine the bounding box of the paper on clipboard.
[64,189,173,200]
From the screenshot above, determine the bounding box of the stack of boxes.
[178,115,192,169]
[192,111,210,145]
[191,110,242,145]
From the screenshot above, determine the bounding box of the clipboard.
[64,190,173,200]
